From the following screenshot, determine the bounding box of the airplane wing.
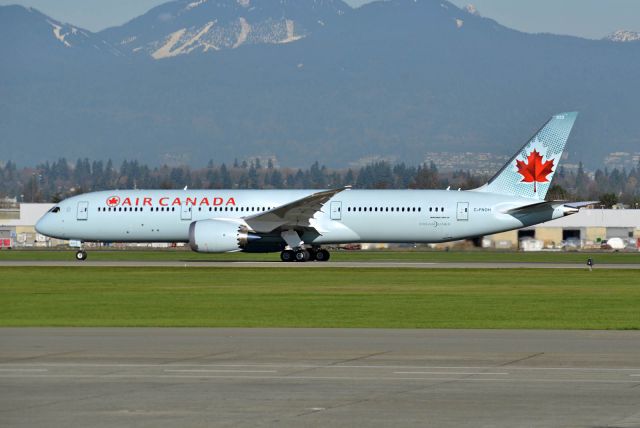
[243,187,349,233]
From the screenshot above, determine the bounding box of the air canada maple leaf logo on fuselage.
[106,196,120,206]
[516,149,554,193]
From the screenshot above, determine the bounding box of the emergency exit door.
[456,202,469,221]
[181,205,192,221]
[76,201,89,220]
[330,201,342,220]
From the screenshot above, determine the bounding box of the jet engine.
[188,219,259,253]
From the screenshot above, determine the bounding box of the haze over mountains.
[1,0,639,168]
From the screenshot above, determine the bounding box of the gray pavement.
[1,260,640,269]
[2,328,640,427]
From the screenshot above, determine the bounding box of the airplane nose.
[35,215,50,236]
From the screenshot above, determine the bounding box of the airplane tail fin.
[474,112,578,200]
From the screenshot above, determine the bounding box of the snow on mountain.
[100,0,350,59]
[464,4,479,16]
[604,30,640,42]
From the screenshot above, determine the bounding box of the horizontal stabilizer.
[504,200,596,216]
[564,201,599,209]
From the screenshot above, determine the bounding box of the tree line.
[0,158,639,208]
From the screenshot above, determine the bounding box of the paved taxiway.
[2,329,640,427]
[1,260,639,269]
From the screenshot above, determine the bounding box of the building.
[486,209,640,250]
[0,203,57,248]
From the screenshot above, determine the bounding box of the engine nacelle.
[188,219,258,253]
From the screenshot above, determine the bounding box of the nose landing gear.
[75,250,87,261]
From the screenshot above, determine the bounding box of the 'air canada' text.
[106,196,237,207]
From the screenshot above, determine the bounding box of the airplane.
[36,112,588,262]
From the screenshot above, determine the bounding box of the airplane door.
[330,201,342,220]
[456,202,469,221]
[181,205,192,221]
[76,201,89,221]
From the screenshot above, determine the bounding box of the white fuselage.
[35,189,566,250]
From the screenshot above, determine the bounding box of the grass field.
[1,267,639,329]
[1,248,639,264]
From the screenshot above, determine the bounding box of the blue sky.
[1,0,638,39]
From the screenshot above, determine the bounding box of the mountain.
[604,30,640,43]
[1,0,639,169]
[0,5,120,62]
[100,0,350,58]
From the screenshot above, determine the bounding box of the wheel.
[315,249,330,262]
[280,250,295,262]
[75,250,87,261]
[294,250,310,262]
[307,249,317,261]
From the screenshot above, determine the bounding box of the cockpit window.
[49,206,60,213]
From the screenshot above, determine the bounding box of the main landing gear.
[75,250,87,261]
[280,248,330,263]
[279,230,329,262]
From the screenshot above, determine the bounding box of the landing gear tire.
[75,250,87,261]
[307,249,317,262]
[280,250,295,262]
[294,250,310,262]
[315,249,330,262]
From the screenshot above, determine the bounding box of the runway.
[1,260,639,269]
[2,329,640,427]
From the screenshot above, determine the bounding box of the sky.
[0,0,638,39]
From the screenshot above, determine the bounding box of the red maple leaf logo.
[516,149,554,193]
[106,196,120,206]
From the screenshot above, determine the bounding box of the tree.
[599,193,618,208]
[546,184,569,201]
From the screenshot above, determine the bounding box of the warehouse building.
[486,209,640,250]
[0,203,56,248]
